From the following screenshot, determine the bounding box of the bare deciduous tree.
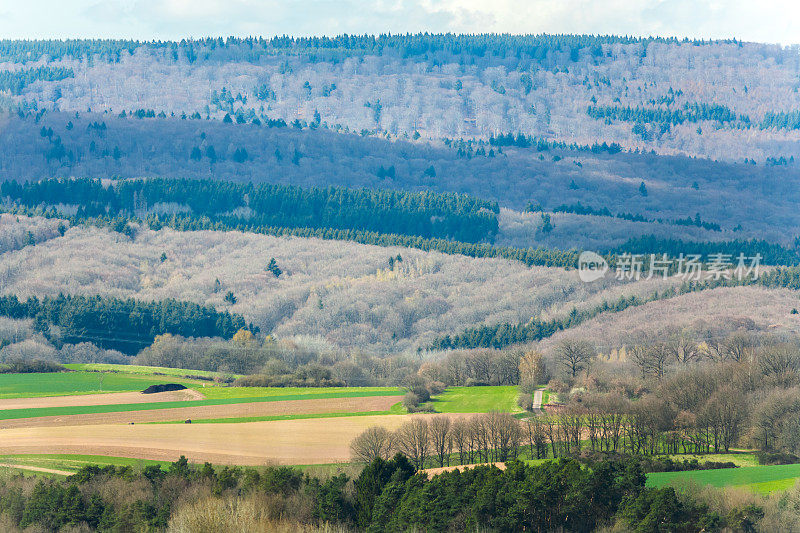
[350,426,395,463]
[396,418,430,469]
[554,339,595,379]
[429,416,453,467]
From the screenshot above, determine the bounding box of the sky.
[0,0,798,45]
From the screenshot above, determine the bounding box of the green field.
[64,363,239,380]
[647,463,800,493]
[198,386,401,400]
[149,403,405,425]
[0,454,171,476]
[0,389,405,420]
[426,386,521,413]
[0,371,208,399]
[656,453,760,468]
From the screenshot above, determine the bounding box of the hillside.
[1,35,799,251]
[0,217,681,354]
[1,112,799,249]
[2,36,799,161]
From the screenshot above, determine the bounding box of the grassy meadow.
[0,371,208,399]
[647,463,800,494]
[426,386,521,413]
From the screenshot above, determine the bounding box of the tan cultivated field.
[0,389,205,410]
[0,395,404,429]
[0,413,459,465]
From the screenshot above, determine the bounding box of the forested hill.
[1,178,499,243]
[0,34,797,163]
[0,294,252,355]
[1,34,799,250]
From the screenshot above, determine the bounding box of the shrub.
[426,380,446,396]
[756,451,800,465]
[402,392,420,411]
[0,358,65,373]
[517,393,533,411]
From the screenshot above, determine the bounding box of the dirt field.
[0,395,404,429]
[422,462,506,477]
[0,463,74,476]
[0,413,459,465]
[0,389,206,410]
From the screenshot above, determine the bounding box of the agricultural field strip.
[647,463,800,489]
[63,363,241,379]
[0,413,461,465]
[0,371,209,399]
[0,390,403,420]
[0,389,204,410]
[145,409,401,425]
[0,396,404,428]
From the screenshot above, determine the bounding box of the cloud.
[0,0,796,44]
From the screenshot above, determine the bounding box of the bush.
[0,358,65,373]
[517,393,533,411]
[547,379,570,395]
[402,392,420,411]
[142,383,188,394]
[426,380,446,396]
[233,374,345,388]
[756,451,800,465]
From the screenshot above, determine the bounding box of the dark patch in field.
[142,384,187,394]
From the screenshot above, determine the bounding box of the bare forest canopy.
[0,33,798,165]
[2,107,800,249]
[0,33,800,361]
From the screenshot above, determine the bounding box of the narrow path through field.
[0,463,73,476]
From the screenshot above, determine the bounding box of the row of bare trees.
[350,412,523,469]
[419,350,522,387]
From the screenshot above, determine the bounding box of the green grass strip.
[147,410,398,425]
[145,400,406,424]
[0,390,404,420]
[647,463,800,490]
[63,363,238,379]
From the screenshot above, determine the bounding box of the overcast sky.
[0,0,797,45]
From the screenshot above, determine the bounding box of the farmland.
[424,385,521,413]
[647,463,800,494]
[0,370,208,398]
[0,367,495,465]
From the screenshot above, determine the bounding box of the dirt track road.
[532,389,544,410]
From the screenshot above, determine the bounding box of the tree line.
[615,235,800,267]
[587,103,749,127]
[0,33,720,66]
[0,294,252,355]
[1,178,500,244]
[551,202,722,231]
[434,263,800,350]
[431,282,712,350]
[0,452,761,532]
[0,66,73,95]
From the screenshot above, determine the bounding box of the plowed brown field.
[0,395,404,429]
[0,413,444,465]
[0,389,205,410]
